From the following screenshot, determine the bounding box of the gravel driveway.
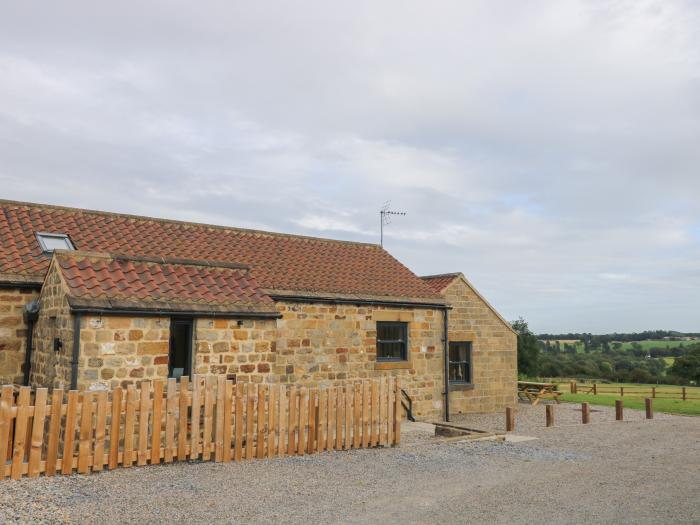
[1,403,698,525]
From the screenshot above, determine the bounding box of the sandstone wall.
[442,277,518,414]
[75,302,445,419]
[30,266,74,389]
[0,287,39,384]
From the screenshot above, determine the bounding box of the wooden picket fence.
[569,381,698,400]
[0,377,401,480]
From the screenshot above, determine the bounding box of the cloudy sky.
[1,1,699,333]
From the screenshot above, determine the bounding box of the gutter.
[443,306,450,422]
[70,313,81,390]
[268,294,447,309]
[68,307,282,319]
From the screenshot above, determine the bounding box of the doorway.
[169,318,193,379]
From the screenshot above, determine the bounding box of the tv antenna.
[380,201,406,247]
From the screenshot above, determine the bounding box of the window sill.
[375,361,411,370]
[449,383,475,391]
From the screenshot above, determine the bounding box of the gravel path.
[1,405,698,524]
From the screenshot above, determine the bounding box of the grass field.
[556,381,700,416]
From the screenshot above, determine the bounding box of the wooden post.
[593,383,597,395]
[620,386,624,397]
[645,398,653,419]
[682,387,687,401]
[615,399,623,421]
[570,381,577,394]
[505,407,515,432]
[652,387,656,399]
[581,402,590,424]
[545,405,554,427]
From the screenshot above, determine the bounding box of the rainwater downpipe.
[443,306,450,422]
[70,313,81,390]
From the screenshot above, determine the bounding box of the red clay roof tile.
[1,200,443,304]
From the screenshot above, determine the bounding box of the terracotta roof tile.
[53,252,277,315]
[420,273,460,294]
[0,200,443,304]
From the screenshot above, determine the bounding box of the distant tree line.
[512,319,699,385]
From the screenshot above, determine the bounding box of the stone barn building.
[0,200,516,420]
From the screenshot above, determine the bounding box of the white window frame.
[35,232,75,253]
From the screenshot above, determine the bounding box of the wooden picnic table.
[517,381,561,406]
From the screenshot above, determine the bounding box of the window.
[376,322,408,361]
[36,232,74,253]
[169,318,193,379]
[449,342,472,384]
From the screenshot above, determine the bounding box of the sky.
[1,1,699,334]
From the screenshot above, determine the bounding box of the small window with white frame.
[36,232,75,253]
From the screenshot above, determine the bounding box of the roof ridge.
[0,198,381,248]
[420,272,462,280]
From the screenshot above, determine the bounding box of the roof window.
[36,232,75,253]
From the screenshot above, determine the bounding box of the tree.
[670,348,700,384]
[512,317,540,377]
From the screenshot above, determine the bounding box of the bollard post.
[645,398,653,419]
[545,404,554,427]
[620,386,624,397]
[615,399,623,421]
[570,381,576,394]
[581,402,590,424]
[593,383,597,395]
[652,387,656,399]
[682,387,686,401]
[505,407,515,432]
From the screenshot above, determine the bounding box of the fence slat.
[336,386,344,450]
[93,391,108,471]
[318,389,326,453]
[379,378,387,446]
[327,387,336,451]
[28,388,47,478]
[278,386,287,457]
[257,385,266,459]
[166,379,179,463]
[267,385,277,458]
[150,381,163,465]
[307,389,316,454]
[0,385,15,478]
[123,386,137,468]
[297,387,307,456]
[287,386,297,456]
[178,377,190,462]
[246,383,255,460]
[215,376,225,462]
[234,383,244,461]
[11,387,31,480]
[353,383,362,449]
[362,381,370,448]
[344,384,352,450]
[78,391,94,474]
[109,387,122,470]
[138,382,151,466]
[45,388,63,477]
[190,376,201,461]
[62,390,79,476]
[223,380,233,462]
[387,378,394,446]
[394,379,401,445]
[370,380,379,447]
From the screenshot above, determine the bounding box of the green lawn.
[560,393,700,416]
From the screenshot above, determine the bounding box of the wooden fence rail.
[0,377,401,480]
[570,382,698,401]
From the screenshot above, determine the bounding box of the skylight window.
[36,232,75,253]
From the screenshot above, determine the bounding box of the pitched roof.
[53,251,278,316]
[420,273,461,293]
[0,200,444,305]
